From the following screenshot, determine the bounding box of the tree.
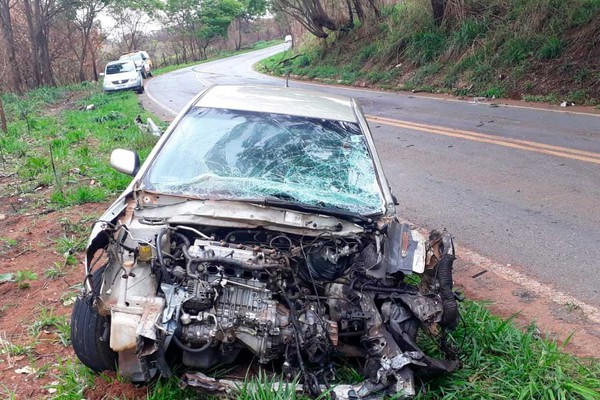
[233,0,266,50]
[197,0,241,58]
[110,6,149,52]
[73,0,107,81]
[22,0,79,87]
[162,0,202,62]
[0,0,23,92]
[271,0,338,38]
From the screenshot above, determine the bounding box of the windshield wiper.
[259,195,374,225]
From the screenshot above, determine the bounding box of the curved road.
[146,44,600,311]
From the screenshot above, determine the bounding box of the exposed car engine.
[80,212,460,399]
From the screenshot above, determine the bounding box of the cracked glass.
[143,107,384,215]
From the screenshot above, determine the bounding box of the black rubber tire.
[71,266,117,372]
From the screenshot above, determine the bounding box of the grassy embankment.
[0,85,599,399]
[259,0,600,106]
[153,39,283,76]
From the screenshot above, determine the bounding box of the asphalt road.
[147,44,600,308]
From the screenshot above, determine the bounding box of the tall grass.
[418,301,600,399]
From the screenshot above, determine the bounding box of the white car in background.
[102,60,144,94]
[120,51,153,78]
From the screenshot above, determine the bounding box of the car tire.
[137,85,144,94]
[71,266,117,372]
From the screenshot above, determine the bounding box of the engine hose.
[172,333,213,353]
[172,231,190,247]
[156,228,167,268]
[438,253,458,330]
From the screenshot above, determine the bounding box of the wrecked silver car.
[71,85,459,399]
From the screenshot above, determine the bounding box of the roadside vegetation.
[0,84,159,210]
[260,0,600,105]
[1,84,599,398]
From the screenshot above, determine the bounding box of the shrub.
[451,19,487,51]
[538,37,564,60]
[503,37,537,64]
[570,0,600,27]
[405,30,447,65]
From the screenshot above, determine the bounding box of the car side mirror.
[110,149,140,176]
[99,72,105,77]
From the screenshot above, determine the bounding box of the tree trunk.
[90,41,99,81]
[23,0,42,86]
[367,0,380,18]
[37,25,56,86]
[236,17,242,51]
[0,93,7,134]
[0,0,23,92]
[345,0,354,29]
[78,29,90,82]
[352,0,364,22]
[181,41,188,63]
[431,0,447,26]
[23,0,56,87]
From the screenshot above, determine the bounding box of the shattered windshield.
[143,107,385,215]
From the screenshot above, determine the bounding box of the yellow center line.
[367,115,600,165]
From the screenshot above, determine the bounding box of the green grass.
[153,39,283,76]
[416,301,600,399]
[13,269,38,289]
[0,84,159,210]
[0,335,35,358]
[522,93,560,103]
[45,259,75,279]
[47,358,95,400]
[29,307,71,346]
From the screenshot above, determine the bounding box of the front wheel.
[71,266,117,372]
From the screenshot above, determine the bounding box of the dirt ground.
[0,95,598,399]
[0,184,105,398]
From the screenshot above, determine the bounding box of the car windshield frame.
[140,107,387,216]
[106,62,135,74]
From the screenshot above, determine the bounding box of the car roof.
[195,85,358,122]
[107,60,134,66]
